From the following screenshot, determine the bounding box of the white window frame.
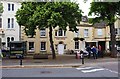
[28,42,34,51]
[8,3,11,11]
[40,28,46,37]
[8,18,10,28]
[84,29,89,37]
[12,4,14,11]
[40,42,46,51]
[97,29,102,36]
[74,30,79,37]
[75,41,79,50]
[11,37,14,41]
[55,29,66,37]
[11,18,14,28]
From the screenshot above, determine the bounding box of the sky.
[72,0,92,17]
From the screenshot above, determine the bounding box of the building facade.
[0,1,21,48]
[21,16,120,54]
[0,1,119,54]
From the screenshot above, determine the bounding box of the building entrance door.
[58,44,64,55]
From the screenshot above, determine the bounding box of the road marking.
[76,67,94,70]
[81,68,104,73]
[76,66,105,73]
[104,68,120,75]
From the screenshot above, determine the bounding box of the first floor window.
[8,3,10,11]
[58,28,63,36]
[8,18,10,28]
[40,42,46,51]
[40,28,46,36]
[97,29,102,36]
[74,30,79,37]
[29,42,34,50]
[55,28,66,36]
[84,29,89,37]
[75,41,79,49]
[7,37,10,47]
[11,18,14,28]
[12,4,14,11]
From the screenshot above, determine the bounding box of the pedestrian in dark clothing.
[86,45,91,58]
[91,46,97,59]
[98,45,103,58]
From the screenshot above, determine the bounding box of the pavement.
[0,54,119,68]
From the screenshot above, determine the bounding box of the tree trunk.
[49,26,56,59]
[109,23,117,57]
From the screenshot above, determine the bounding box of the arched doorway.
[57,41,64,55]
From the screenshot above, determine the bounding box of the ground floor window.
[75,41,79,49]
[29,42,34,51]
[40,42,46,51]
[7,37,10,47]
[116,41,120,51]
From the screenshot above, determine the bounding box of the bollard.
[20,58,22,66]
[19,55,23,66]
[16,54,23,66]
[80,53,84,64]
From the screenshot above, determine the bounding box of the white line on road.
[81,68,104,73]
[104,68,120,75]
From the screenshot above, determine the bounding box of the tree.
[89,2,120,57]
[16,2,82,59]
[0,3,3,15]
[0,2,3,50]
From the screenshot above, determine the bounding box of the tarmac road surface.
[2,61,119,77]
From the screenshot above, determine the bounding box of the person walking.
[91,46,97,59]
[86,45,91,58]
[98,45,101,58]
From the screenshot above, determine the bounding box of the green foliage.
[0,3,3,14]
[16,2,82,37]
[89,2,120,24]
[89,2,120,57]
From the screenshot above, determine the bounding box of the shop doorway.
[57,41,64,55]
[98,41,105,52]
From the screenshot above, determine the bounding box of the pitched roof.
[93,21,107,28]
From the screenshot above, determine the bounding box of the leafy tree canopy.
[16,2,82,37]
[0,3,3,14]
[89,2,120,25]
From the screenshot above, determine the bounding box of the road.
[2,61,119,78]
